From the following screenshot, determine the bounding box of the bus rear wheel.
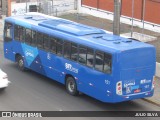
[66,77,79,96]
[16,56,25,71]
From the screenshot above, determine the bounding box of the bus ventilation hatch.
[24,15,47,21]
[38,19,105,36]
[93,35,121,41]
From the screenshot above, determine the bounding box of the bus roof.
[5,13,154,53]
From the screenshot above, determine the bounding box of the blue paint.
[3,13,156,103]
[15,20,31,29]
[131,85,140,91]
[22,44,38,66]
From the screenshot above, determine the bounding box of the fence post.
[113,0,121,35]
[76,12,81,23]
[74,0,78,10]
[56,8,57,16]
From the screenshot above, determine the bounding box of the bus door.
[4,22,14,61]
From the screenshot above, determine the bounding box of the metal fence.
[37,0,76,16]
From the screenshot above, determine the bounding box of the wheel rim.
[68,81,75,93]
[19,59,24,68]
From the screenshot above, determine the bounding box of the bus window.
[14,25,20,41]
[71,43,78,61]
[43,34,50,50]
[19,26,25,42]
[79,45,87,65]
[37,32,44,49]
[86,48,94,68]
[95,51,104,72]
[31,31,37,46]
[56,39,63,56]
[64,41,71,59]
[4,22,13,42]
[14,25,25,42]
[25,29,32,44]
[104,53,112,74]
[50,37,57,53]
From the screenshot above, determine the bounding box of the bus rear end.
[114,46,156,102]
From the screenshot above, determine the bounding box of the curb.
[142,98,160,107]
[142,76,160,107]
[156,62,160,78]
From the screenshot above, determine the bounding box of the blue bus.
[3,13,156,103]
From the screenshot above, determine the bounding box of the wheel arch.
[65,74,74,84]
[15,53,22,62]
[65,73,79,96]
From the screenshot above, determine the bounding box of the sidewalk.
[143,77,160,107]
[0,13,160,106]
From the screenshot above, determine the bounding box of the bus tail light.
[116,81,122,95]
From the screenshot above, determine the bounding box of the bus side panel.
[4,41,15,62]
[58,58,114,102]
[38,50,63,83]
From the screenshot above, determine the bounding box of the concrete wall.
[82,0,160,25]
[78,0,160,33]
[11,0,75,16]
[1,0,7,15]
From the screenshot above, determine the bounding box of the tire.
[66,77,79,96]
[16,56,25,71]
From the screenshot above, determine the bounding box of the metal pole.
[6,0,8,16]
[113,0,121,35]
[74,0,78,10]
[142,0,146,35]
[52,0,53,15]
[131,0,135,37]
[26,0,27,13]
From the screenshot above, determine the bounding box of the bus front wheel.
[66,77,79,96]
[16,56,25,71]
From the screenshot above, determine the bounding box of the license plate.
[134,89,141,93]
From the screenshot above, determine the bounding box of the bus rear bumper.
[112,89,154,103]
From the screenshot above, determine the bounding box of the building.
[81,0,160,25]
[6,0,160,28]
[0,0,8,15]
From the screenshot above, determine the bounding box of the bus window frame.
[4,22,13,42]
[37,32,44,49]
[11,24,113,74]
[25,28,32,45]
[50,36,57,54]
[43,34,50,51]
[95,50,112,74]
[31,30,37,46]
[56,38,64,56]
